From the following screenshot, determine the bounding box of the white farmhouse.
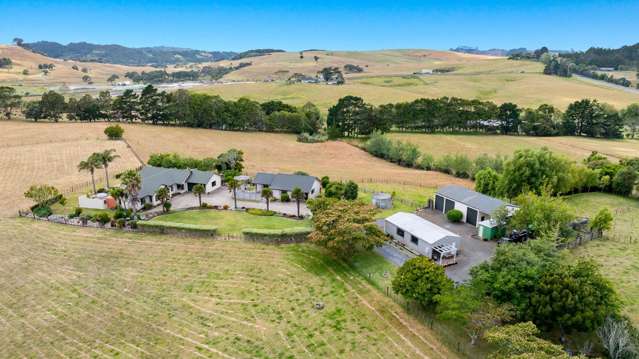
[253,172,321,200]
[128,166,221,209]
[384,212,461,265]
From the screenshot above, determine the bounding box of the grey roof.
[138,166,215,198]
[254,172,318,193]
[436,185,509,214]
[187,169,215,185]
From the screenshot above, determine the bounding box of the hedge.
[138,221,218,237]
[242,227,312,243]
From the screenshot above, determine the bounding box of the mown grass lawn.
[151,209,312,235]
[565,192,639,324]
[358,183,435,218]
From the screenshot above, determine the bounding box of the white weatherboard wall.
[205,175,221,193]
[308,180,321,199]
[78,195,107,210]
[383,212,462,258]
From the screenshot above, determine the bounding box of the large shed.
[384,212,461,264]
[434,185,517,227]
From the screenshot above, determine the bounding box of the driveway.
[170,187,311,217]
[374,210,496,283]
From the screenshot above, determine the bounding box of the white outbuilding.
[384,212,461,265]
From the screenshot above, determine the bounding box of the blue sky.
[1,0,637,52]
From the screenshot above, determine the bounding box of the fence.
[358,186,424,208]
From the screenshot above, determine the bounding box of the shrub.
[96,188,106,193]
[223,204,229,210]
[94,212,111,226]
[113,207,132,220]
[447,209,463,222]
[297,132,328,143]
[104,124,124,140]
[280,192,291,202]
[116,218,126,228]
[129,220,138,229]
[343,181,359,200]
[143,203,153,211]
[69,207,83,218]
[163,202,172,212]
[33,206,52,218]
[392,256,453,307]
[58,196,67,206]
[247,208,275,216]
[200,202,210,208]
[418,153,435,170]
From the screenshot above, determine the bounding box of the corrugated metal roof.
[437,185,507,214]
[385,212,461,245]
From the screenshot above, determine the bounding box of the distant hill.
[19,41,237,66]
[561,43,639,69]
[451,46,571,57]
[232,49,285,60]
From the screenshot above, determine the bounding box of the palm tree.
[156,186,171,212]
[227,178,239,209]
[192,184,205,207]
[261,187,273,211]
[77,154,102,194]
[120,169,141,214]
[94,149,119,188]
[291,187,305,218]
[109,187,125,208]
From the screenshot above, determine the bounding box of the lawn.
[565,192,639,324]
[358,183,435,218]
[0,218,456,358]
[150,209,312,235]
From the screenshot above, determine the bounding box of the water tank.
[372,192,392,209]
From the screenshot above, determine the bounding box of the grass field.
[0,121,141,217]
[385,133,639,161]
[0,45,155,88]
[151,209,312,235]
[196,51,639,111]
[565,193,639,324]
[0,218,456,358]
[0,121,470,217]
[358,183,435,218]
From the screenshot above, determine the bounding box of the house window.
[177,184,184,191]
[311,188,315,194]
[211,180,216,187]
[396,228,405,237]
[410,235,419,245]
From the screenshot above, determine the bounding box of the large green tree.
[499,148,572,198]
[308,197,385,258]
[474,168,501,197]
[0,86,21,120]
[497,102,521,134]
[621,103,639,138]
[39,91,66,121]
[327,96,376,137]
[484,322,573,359]
[509,192,575,237]
[392,256,453,307]
[528,260,618,333]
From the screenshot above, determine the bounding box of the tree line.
[5,85,638,140]
[328,95,633,139]
[123,62,251,84]
[18,85,323,134]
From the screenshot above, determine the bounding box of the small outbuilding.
[372,192,393,209]
[384,212,461,265]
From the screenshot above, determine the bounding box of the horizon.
[1,0,638,52]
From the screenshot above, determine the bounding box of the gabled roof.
[187,169,216,185]
[254,172,318,193]
[436,185,510,214]
[385,212,461,245]
[138,166,216,198]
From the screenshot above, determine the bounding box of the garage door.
[434,195,444,212]
[466,208,478,226]
[444,199,455,213]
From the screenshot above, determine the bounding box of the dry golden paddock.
[0,121,470,217]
